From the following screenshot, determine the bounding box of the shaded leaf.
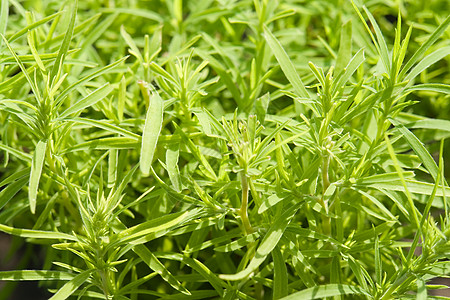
[0,270,76,281]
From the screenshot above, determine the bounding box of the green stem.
[240,173,253,235]
[240,173,260,298]
[320,155,331,235]
[380,272,408,300]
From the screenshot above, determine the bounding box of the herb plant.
[0,0,449,299]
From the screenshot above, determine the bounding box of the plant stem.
[240,173,253,235]
[320,154,331,235]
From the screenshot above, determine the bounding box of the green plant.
[0,0,449,299]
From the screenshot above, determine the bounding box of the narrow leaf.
[117,208,203,244]
[1,34,42,102]
[49,269,92,300]
[220,202,301,281]
[166,144,182,192]
[50,0,77,82]
[0,0,8,46]
[272,246,288,299]
[0,223,77,241]
[264,25,309,98]
[332,49,365,95]
[59,83,114,118]
[400,15,450,79]
[121,25,144,62]
[118,76,126,122]
[214,232,259,253]
[0,143,32,162]
[406,83,450,95]
[280,284,367,299]
[416,278,427,300]
[391,119,439,182]
[155,252,226,297]
[134,245,190,295]
[55,56,128,107]
[335,20,352,75]
[29,140,47,214]
[409,118,450,132]
[404,46,450,83]
[139,86,164,176]
[64,137,138,153]
[100,7,163,22]
[255,92,270,124]
[362,6,390,74]
[0,175,28,210]
[0,270,76,281]
[64,118,139,139]
[7,12,62,43]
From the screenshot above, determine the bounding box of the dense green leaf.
[1,2,449,299]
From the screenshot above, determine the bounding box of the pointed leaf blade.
[0,270,76,281]
[59,83,114,119]
[49,270,92,300]
[50,0,77,81]
[0,223,77,241]
[272,246,288,299]
[280,284,367,300]
[29,140,47,214]
[404,46,450,83]
[264,25,309,99]
[139,85,164,176]
[220,202,301,281]
[134,245,190,295]
[391,119,440,182]
[335,20,352,75]
[166,144,182,192]
[400,15,450,79]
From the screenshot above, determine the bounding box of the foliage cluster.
[0,0,449,299]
